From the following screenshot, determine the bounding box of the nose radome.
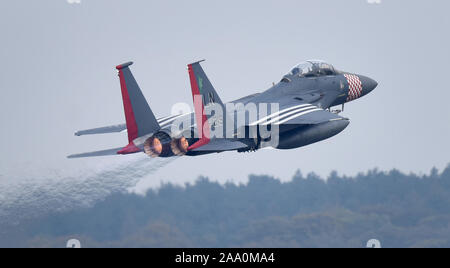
[359,75,378,95]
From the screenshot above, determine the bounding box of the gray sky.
[1,0,449,191]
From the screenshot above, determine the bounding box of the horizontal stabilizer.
[75,124,127,136]
[74,115,187,136]
[67,147,125,159]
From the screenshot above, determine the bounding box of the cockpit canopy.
[285,60,337,79]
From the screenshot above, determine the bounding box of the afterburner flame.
[144,137,163,158]
[170,137,189,156]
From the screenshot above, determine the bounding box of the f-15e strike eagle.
[68,60,377,159]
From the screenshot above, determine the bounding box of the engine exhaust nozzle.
[170,137,189,156]
[144,137,163,158]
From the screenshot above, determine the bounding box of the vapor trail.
[0,155,177,227]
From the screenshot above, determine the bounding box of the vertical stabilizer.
[116,62,160,143]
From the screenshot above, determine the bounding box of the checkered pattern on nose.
[344,74,363,102]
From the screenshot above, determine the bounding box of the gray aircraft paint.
[69,60,377,158]
[2,0,449,189]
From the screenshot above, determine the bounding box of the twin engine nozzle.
[144,132,190,158]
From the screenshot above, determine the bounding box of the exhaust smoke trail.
[0,155,177,227]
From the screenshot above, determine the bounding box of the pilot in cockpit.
[287,60,337,78]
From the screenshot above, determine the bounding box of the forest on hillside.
[1,165,450,248]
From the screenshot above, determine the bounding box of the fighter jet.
[68,60,377,158]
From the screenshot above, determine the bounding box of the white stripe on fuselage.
[158,114,178,122]
[249,104,312,126]
[262,106,318,125]
[121,105,321,134]
[159,114,187,127]
[274,108,323,125]
[120,113,189,133]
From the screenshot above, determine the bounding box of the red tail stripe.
[187,64,210,150]
[118,69,139,143]
[117,142,141,155]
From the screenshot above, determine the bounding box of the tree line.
[2,165,450,248]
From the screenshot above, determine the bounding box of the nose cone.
[359,75,378,95]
